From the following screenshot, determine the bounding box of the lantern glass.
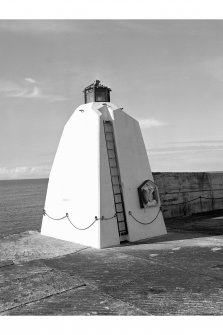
[95,90,106,102]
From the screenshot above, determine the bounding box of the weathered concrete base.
[1,212,223,315]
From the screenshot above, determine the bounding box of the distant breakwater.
[153,172,223,218]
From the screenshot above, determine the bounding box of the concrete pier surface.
[1,210,223,315]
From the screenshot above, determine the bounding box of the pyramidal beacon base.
[41,82,167,249]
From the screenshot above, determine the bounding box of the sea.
[0,178,48,237]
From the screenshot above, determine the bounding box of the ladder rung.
[109,158,117,167]
[113,185,121,194]
[107,142,115,149]
[105,133,114,141]
[117,213,124,221]
[111,176,120,185]
[110,167,118,176]
[108,149,115,158]
[114,194,122,203]
[115,203,124,212]
[118,222,127,231]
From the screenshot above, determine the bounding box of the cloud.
[25,77,37,84]
[148,140,223,156]
[28,86,40,97]
[0,165,51,179]
[0,80,21,94]
[139,118,166,129]
[148,140,223,172]
[0,78,67,102]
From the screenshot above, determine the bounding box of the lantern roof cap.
[83,80,111,92]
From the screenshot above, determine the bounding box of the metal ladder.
[103,121,128,239]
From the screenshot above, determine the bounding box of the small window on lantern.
[95,89,106,102]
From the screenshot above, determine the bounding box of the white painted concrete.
[41,101,166,248]
[41,103,120,248]
[112,109,167,241]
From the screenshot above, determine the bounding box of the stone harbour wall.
[153,172,223,218]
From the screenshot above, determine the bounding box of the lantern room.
[83,80,111,103]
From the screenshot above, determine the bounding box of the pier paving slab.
[3,280,146,316]
[0,210,223,315]
[40,246,223,315]
[0,231,86,264]
[0,261,52,284]
[0,266,85,313]
[120,247,223,280]
[111,235,223,280]
[165,210,223,235]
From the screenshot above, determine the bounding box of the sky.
[1,19,223,179]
